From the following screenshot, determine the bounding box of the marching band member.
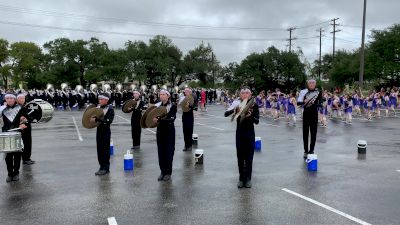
[2,93,29,182]
[153,89,177,181]
[179,87,197,152]
[130,90,145,150]
[17,94,35,165]
[90,93,114,176]
[297,80,323,159]
[224,87,259,188]
[287,92,297,126]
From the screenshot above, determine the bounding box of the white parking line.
[176,118,225,131]
[107,217,118,225]
[116,115,156,134]
[263,122,281,127]
[197,113,225,119]
[116,115,130,123]
[72,116,83,141]
[282,188,371,225]
[195,122,225,131]
[396,170,400,173]
[146,128,156,134]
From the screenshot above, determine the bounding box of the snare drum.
[0,132,23,153]
[25,99,54,123]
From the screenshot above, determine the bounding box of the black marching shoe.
[162,174,171,181]
[303,152,308,159]
[237,181,244,188]
[95,169,109,176]
[23,160,35,165]
[245,180,252,188]
[12,175,19,182]
[183,146,193,152]
[157,174,164,181]
[6,176,12,183]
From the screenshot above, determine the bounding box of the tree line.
[0,23,398,92]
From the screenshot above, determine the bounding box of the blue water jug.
[109,139,114,156]
[306,154,318,171]
[124,150,134,171]
[255,137,262,152]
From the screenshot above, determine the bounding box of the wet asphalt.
[0,104,399,225]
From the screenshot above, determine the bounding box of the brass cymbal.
[82,106,104,129]
[180,94,194,112]
[145,106,167,128]
[122,99,137,113]
[140,106,157,128]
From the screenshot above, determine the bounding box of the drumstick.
[7,128,21,132]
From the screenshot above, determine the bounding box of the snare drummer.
[17,93,35,165]
[2,93,29,183]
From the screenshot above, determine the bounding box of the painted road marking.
[282,188,371,225]
[107,217,118,225]
[116,115,156,134]
[176,118,225,131]
[72,116,83,141]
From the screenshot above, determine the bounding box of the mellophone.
[0,99,54,153]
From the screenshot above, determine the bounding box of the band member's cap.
[98,93,110,100]
[17,93,26,99]
[4,93,16,99]
[240,87,251,93]
[133,90,140,95]
[159,89,170,96]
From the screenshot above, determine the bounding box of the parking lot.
[0,104,399,225]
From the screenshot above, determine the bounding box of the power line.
[0,3,331,32]
[0,19,297,42]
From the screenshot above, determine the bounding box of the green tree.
[9,42,43,88]
[366,24,400,86]
[0,39,11,88]
[183,42,219,86]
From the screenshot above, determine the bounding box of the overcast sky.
[0,0,399,65]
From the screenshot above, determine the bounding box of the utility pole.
[287,27,297,52]
[359,0,367,88]
[330,18,341,59]
[318,28,324,80]
[211,52,215,88]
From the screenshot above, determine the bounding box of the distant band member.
[90,93,114,176]
[297,79,323,159]
[130,91,145,150]
[179,87,197,151]
[153,89,177,181]
[224,87,259,188]
[2,93,29,182]
[17,94,35,165]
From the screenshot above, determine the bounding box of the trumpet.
[140,85,146,92]
[61,83,68,91]
[116,84,123,92]
[102,84,111,92]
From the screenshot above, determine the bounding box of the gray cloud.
[0,0,398,64]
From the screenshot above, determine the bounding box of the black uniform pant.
[182,114,194,148]
[5,152,22,177]
[22,128,32,161]
[96,126,111,170]
[302,109,318,153]
[157,125,175,175]
[236,129,255,182]
[131,124,141,147]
